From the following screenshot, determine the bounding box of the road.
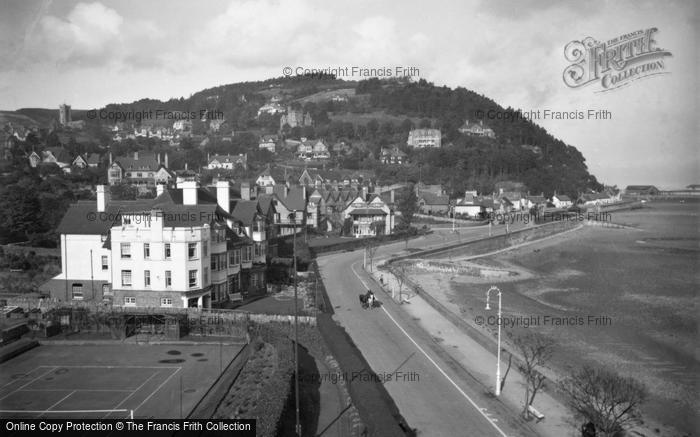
[317,226,537,437]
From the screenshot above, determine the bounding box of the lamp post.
[485,285,502,396]
[290,211,301,436]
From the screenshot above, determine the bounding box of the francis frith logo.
[563,28,672,91]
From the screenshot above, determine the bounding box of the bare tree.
[513,333,554,418]
[499,352,513,394]
[365,239,378,272]
[560,365,647,436]
[393,262,408,303]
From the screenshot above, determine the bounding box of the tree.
[560,365,647,436]
[364,239,378,272]
[393,262,409,303]
[396,184,418,229]
[513,333,554,418]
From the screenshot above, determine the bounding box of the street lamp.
[289,211,301,436]
[485,285,502,396]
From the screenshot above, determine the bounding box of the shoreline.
[406,224,697,437]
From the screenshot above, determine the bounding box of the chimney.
[302,186,306,200]
[96,185,110,212]
[241,182,250,201]
[156,184,165,197]
[390,189,395,204]
[157,153,161,164]
[362,185,368,200]
[134,151,139,160]
[164,152,169,169]
[109,152,113,165]
[185,162,188,171]
[178,180,199,205]
[217,180,231,212]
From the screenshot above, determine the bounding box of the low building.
[624,185,660,196]
[417,191,450,214]
[207,154,248,170]
[407,129,441,148]
[551,194,573,209]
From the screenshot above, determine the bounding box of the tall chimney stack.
[216,180,231,212]
[178,180,199,205]
[164,152,169,169]
[96,185,110,212]
[241,182,250,201]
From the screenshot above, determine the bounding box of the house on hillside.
[108,152,171,189]
[459,120,495,138]
[280,107,313,130]
[579,192,613,207]
[256,167,276,189]
[551,194,573,209]
[407,129,441,148]
[380,147,407,165]
[42,147,72,171]
[207,154,248,170]
[258,135,278,153]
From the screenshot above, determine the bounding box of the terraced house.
[41,182,266,309]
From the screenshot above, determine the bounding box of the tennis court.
[0,343,244,419]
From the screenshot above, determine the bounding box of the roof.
[272,185,307,211]
[57,187,234,235]
[87,153,101,165]
[231,200,259,225]
[553,194,571,201]
[418,191,450,205]
[348,208,387,216]
[625,185,658,191]
[113,153,159,171]
[45,147,71,163]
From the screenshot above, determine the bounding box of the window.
[188,243,197,259]
[251,273,258,289]
[211,256,217,271]
[101,255,108,270]
[243,246,252,262]
[203,241,208,256]
[124,296,136,307]
[143,243,150,259]
[121,270,132,287]
[165,270,172,287]
[229,249,240,266]
[71,283,83,300]
[188,270,197,288]
[102,284,111,296]
[160,297,172,308]
[144,270,151,287]
[164,243,171,259]
[120,243,131,259]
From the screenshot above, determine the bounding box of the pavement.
[317,226,541,437]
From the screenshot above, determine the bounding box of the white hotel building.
[41,182,267,308]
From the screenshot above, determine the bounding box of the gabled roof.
[553,194,572,201]
[86,153,101,165]
[231,200,259,225]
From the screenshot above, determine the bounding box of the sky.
[0,0,697,189]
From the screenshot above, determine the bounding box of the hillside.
[4,75,603,197]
